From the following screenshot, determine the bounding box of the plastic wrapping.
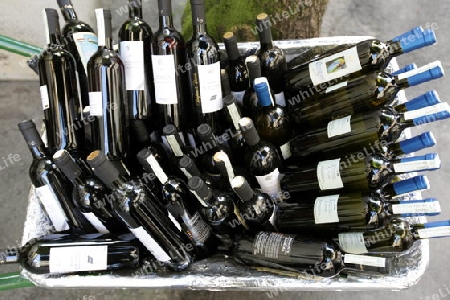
[20,36,429,291]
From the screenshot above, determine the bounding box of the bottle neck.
[258,26,274,50]
[387,40,404,57]
[60,6,78,21]
[191,4,207,35]
[129,3,143,19]
[96,10,113,49]
[28,141,49,160]
[159,15,174,28]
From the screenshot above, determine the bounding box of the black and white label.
[89,92,103,116]
[393,156,441,173]
[253,232,295,259]
[129,226,171,262]
[392,201,441,215]
[231,90,246,105]
[309,46,361,86]
[255,168,281,199]
[314,194,340,224]
[82,212,109,234]
[327,115,351,138]
[338,232,368,254]
[344,254,386,268]
[40,86,50,110]
[198,62,223,113]
[151,54,178,104]
[35,185,69,232]
[279,141,292,160]
[72,32,98,74]
[317,159,343,190]
[120,41,145,91]
[49,245,108,273]
[187,212,211,243]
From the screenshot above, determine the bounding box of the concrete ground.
[1,0,449,299]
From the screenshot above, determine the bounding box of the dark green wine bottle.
[242,55,261,119]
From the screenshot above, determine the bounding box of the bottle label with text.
[309,46,362,86]
[198,62,223,113]
[253,232,295,259]
[89,92,103,116]
[255,168,281,199]
[327,115,352,138]
[344,254,386,268]
[392,201,441,215]
[120,41,145,91]
[35,185,69,232]
[187,212,212,243]
[49,245,108,273]
[393,157,441,173]
[39,86,50,110]
[72,32,98,74]
[151,54,178,104]
[314,194,340,224]
[338,232,368,254]
[317,159,344,190]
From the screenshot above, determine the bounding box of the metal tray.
[20,37,429,291]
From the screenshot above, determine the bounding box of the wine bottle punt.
[39,8,85,158]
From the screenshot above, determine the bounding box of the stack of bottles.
[7,0,450,280]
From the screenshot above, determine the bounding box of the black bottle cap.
[213,151,227,176]
[188,176,211,200]
[190,0,205,24]
[231,176,253,202]
[239,117,260,146]
[158,0,172,16]
[162,124,178,136]
[220,69,231,96]
[245,55,262,82]
[130,119,150,146]
[223,32,240,61]
[196,123,216,145]
[86,150,120,186]
[128,0,142,9]
[44,8,61,36]
[136,148,155,174]
[53,150,82,182]
[57,0,73,7]
[18,120,44,147]
[255,13,272,44]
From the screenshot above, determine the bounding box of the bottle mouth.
[256,13,270,22]
[179,155,193,169]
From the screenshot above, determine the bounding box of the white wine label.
[49,245,108,273]
[403,103,450,120]
[417,226,450,239]
[392,201,441,215]
[309,46,362,86]
[188,212,212,243]
[39,86,50,110]
[231,90,246,105]
[255,168,281,199]
[280,141,292,160]
[129,226,171,262]
[274,92,286,107]
[327,115,352,138]
[151,54,178,104]
[168,212,182,232]
[95,9,106,46]
[314,194,340,224]
[325,81,348,94]
[82,212,110,234]
[89,92,103,116]
[198,62,223,113]
[120,41,145,91]
[338,232,368,254]
[35,185,69,232]
[317,159,343,190]
[72,32,98,74]
[253,232,295,259]
[344,254,386,268]
[397,61,443,81]
[393,156,441,173]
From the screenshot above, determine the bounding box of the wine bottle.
[213,150,258,191]
[233,231,397,277]
[118,0,154,132]
[238,117,282,199]
[289,107,450,163]
[1,233,141,274]
[39,8,85,158]
[188,176,245,247]
[57,0,97,108]
[276,193,440,234]
[185,0,223,136]
[281,153,440,194]
[18,120,92,233]
[223,32,249,105]
[87,9,129,162]
[231,176,276,232]
[242,55,261,119]
[151,0,189,134]
[179,155,217,189]
[288,62,444,128]
[336,218,450,254]
[53,150,129,234]
[285,28,436,90]
[255,13,287,106]
[136,148,218,257]
[253,79,292,160]
[86,150,193,271]
[162,124,196,163]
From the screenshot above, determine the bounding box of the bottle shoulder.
[62,21,95,35]
[119,19,153,37]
